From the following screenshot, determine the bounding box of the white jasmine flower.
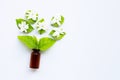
[52,28,64,37]
[18,22,29,32]
[25,10,38,20]
[36,22,47,31]
[52,31,60,37]
[51,15,62,26]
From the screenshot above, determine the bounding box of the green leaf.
[39,18,44,23]
[39,37,56,51]
[38,29,46,34]
[51,23,59,27]
[18,36,38,49]
[49,30,55,35]
[16,18,25,27]
[56,32,66,40]
[33,36,39,49]
[26,22,34,33]
[60,16,64,25]
[27,19,37,24]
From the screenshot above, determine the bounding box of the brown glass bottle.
[30,49,41,69]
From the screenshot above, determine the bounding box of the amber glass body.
[30,49,41,69]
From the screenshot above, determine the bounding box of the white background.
[0,0,120,80]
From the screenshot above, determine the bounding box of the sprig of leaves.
[18,36,56,51]
[16,10,66,51]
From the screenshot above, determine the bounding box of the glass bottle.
[30,49,40,69]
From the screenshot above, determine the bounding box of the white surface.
[0,0,120,80]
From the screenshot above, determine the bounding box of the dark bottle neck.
[32,49,40,52]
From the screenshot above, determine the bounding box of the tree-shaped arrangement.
[16,10,66,69]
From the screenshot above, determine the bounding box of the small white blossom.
[52,31,60,37]
[51,15,62,26]
[18,22,29,33]
[36,22,47,31]
[25,10,38,20]
[52,28,64,37]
